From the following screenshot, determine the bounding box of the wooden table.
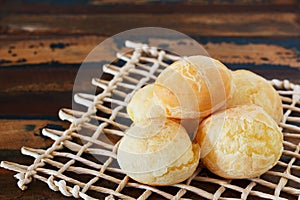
[1,0,300,199]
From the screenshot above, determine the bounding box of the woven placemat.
[1,41,300,200]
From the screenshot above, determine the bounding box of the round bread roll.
[227,70,283,123]
[196,104,283,179]
[117,118,200,185]
[153,55,233,119]
[126,85,199,138]
[127,84,165,123]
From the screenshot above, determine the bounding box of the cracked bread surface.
[227,70,283,123]
[117,118,200,185]
[127,84,166,123]
[196,104,283,179]
[153,55,233,119]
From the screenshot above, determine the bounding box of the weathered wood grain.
[0,120,68,149]
[0,61,113,94]
[1,13,300,36]
[0,0,299,14]
[0,64,78,92]
[0,36,107,66]
[1,36,300,69]
[0,63,299,117]
[89,0,298,6]
[0,36,299,116]
[0,91,74,117]
[151,38,300,69]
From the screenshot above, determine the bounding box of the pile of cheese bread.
[117,55,283,186]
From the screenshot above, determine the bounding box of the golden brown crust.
[127,84,166,123]
[196,104,283,179]
[153,55,233,119]
[117,118,200,185]
[227,70,283,123]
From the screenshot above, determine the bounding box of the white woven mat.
[1,41,300,200]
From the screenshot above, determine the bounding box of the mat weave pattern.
[1,41,300,200]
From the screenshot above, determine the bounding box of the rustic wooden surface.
[1,0,300,199]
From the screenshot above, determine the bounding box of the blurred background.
[0,0,300,199]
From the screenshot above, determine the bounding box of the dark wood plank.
[0,64,78,93]
[0,91,73,117]
[1,13,300,37]
[0,63,299,117]
[0,36,106,67]
[152,37,300,69]
[89,0,299,6]
[0,36,299,116]
[0,0,299,14]
[0,120,68,149]
[1,36,300,69]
